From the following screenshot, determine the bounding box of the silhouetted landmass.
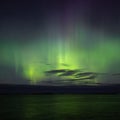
[0,83,120,94]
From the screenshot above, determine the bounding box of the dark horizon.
[0,83,120,94]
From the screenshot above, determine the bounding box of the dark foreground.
[0,95,120,120]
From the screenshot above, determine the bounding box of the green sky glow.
[0,28,120,84]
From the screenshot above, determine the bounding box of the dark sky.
[0,0,120,42]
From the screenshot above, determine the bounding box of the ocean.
[0,95,120,120]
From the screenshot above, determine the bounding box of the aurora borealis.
[0,0,120,84]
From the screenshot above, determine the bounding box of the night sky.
[0,0,120,84]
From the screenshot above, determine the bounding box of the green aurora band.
[0,25,120,84]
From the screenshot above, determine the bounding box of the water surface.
[0,95,120,120]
